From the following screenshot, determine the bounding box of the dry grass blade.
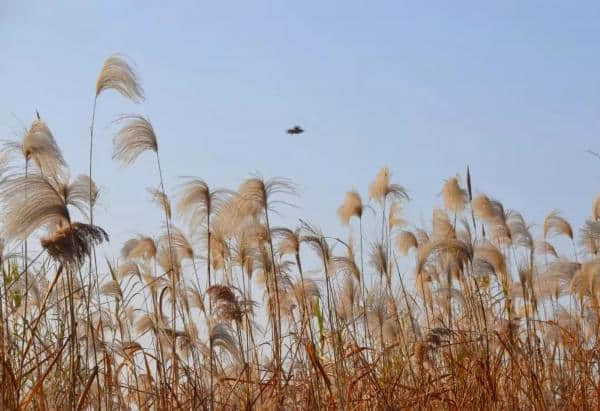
[19,333,70,410]
[306,340,332,393]
[76,366,99,411]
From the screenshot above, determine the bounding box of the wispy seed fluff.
[337,190,363,225]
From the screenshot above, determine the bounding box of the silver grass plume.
[0,173,69,240]
[21,118,66,177]
[113,115,158,167]
[96,54,144,102]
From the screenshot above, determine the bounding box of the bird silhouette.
[286,125,304,135]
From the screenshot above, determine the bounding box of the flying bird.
[286,125,304,135]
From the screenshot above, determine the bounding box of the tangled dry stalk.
[0,55,598,410]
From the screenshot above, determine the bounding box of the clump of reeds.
[0,55,598,411]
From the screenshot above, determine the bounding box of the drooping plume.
[210,323,241,363]
[396,230,418,256]
[148,188,172,220]
[41,222,108,266]
[176,177,231,230]
[0,173,70,240]
[96,54,144,102]
[113,115,158,167]
[121,236,157,260]
[544,211,573,240]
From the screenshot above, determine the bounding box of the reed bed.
[0,55,598,410]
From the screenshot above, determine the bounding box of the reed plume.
[396,230,418,256]
[442,177,467,214]
[338,190,363,225]
[121,236,157,260]
[544,210,573,240]
[0,173,69,240]
[20,118,66,177]
[41,222,108,266]
[96,54,144,102]
[113,115,158,166]
[368,166,408,204]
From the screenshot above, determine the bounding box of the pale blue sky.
[1,2,599,253]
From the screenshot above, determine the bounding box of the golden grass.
[0,55,598,410]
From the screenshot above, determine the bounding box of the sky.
[1,2,599,259]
